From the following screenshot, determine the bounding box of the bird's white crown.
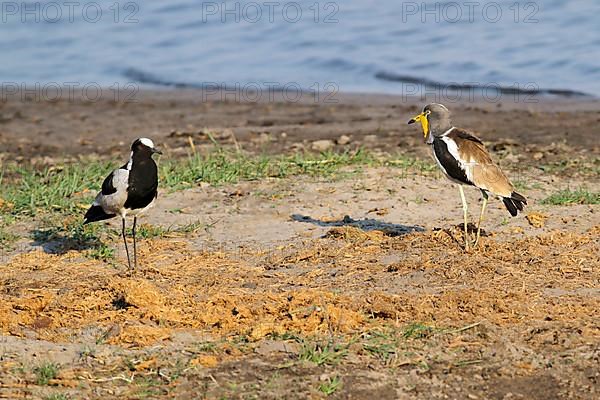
[139,138,155,148]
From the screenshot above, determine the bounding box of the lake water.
[1,0,599,97]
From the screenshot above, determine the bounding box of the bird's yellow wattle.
[411,112,429,138]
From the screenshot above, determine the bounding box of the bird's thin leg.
[133,216,137,269]
[475,190,489,247]
[458,186,470,251]
[122,217,131,269]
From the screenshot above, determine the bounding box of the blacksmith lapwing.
[83,138,161,268]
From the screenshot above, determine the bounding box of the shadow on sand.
[30,226,105,256]
[291,214,424,237]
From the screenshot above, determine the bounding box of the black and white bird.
[83,138,161,268]
[408,103,526,251]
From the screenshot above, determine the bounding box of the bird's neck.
[127,152,155,171]
[430,125,453,136]
[426,126,454,145]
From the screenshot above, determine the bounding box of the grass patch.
[160,148,379,190]
[541,188,600,205]
[318,376,342,396]
[0,149,434,230]
[0,161,114,217]
[34,362,60,385]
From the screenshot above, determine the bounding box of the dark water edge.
[123,67,594,100]
[374,72,592,98]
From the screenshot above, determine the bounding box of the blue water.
[1,0,599,96]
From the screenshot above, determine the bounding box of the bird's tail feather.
[502,191,527,217]
[83,205,115,224]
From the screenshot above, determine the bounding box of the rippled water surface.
[1,0,598,96]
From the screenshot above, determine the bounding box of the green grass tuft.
[298,339,348,366]
[318,376,342,396]
[541,188,600,205]
[34,362,60,385]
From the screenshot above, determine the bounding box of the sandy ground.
[0,91,599,399]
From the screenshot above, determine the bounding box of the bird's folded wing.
[95,168,129,213]
[449,129,514,197]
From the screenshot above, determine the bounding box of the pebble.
[311,139,335,151]
[337,135,351,145]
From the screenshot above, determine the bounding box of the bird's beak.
[152,148,163,155]
[408,112,429,138]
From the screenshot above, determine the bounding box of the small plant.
[135,223,168,239]
[196,341,218,353]
[318,376,342,396]
[298,339,348,366]
[34,362,60,385]
[87,244,115,261]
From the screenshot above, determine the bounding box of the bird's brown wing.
[448,129,514,197]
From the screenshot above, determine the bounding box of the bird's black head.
[131,138,162,156]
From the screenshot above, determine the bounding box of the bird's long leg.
[133,216,137,269]
[122,217,131,269]
[458,186,470,251]
[475,190,489,247]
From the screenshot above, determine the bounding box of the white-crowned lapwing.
[83,138,161,268]
[408,103,526,250]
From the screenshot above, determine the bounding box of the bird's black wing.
[433,137,473,186]
[101,171,117,195]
